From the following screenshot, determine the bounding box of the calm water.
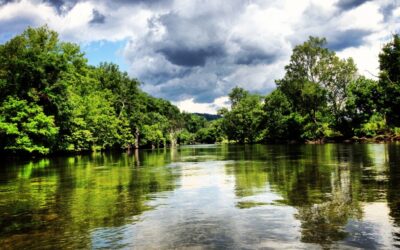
[1,144,400,249]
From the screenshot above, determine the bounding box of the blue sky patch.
[81,39,129,72]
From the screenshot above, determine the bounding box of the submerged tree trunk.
[134,127,140,149]
[169,130,177,147]
[134,148,140,166]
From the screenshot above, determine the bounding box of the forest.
[0,26,399,154]
[220,35,400,144]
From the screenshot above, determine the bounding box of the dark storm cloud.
[141,63,231,102]
[327,29,372,51]
[140,67,192,86]
[111,0,172,5]
[234,46,279,65]
[38,0,172,13]
[100,0,174,9]
[336,0,371,10]
[379,1,399,22]
[157,11,228,48]
[0,0,14,5]
[290,2,377,52]
[44,0,65,9]
[155,76,226,103]
[130,7,243,101]
[90,9,106,24]
[129,2,287,103]
[159,45,226,67]
[43,0,78,13]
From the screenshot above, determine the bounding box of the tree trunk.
[170,131,177,147]
[134,127,140,149]
[134,148,140,166]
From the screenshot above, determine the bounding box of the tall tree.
[275,36,357,139]
[320,56,357,129]
[0,26,88,150]
[379,34,400,126]
[229,86,249,108]
[220,88,264,143]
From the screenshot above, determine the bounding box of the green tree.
[0,26,87,146]
[195,119,224,143]
[220,88,264,143]
[275,37,331,139]
[276,37,332,107]
[95,63,140,149]
[346,77,384,137]
[182,113,207,134]
[178,129,196,145]
[276,36,357,139]
[379,34,400,126]
[141,124,165,148]
[0,97,59,154]
[0,26,197,153]
[229,86,249,107]
[320,57,357,132]
[262,89,303,141]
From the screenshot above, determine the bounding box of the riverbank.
[2,135,400,158]
[306,134,400,144]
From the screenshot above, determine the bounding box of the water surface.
[1,144,400,249]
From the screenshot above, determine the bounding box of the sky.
[0,0,399,114]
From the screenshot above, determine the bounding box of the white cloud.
[0,0,155,42]
[0,0,399,113]
[174,96,229,114]
[338,2,383,31]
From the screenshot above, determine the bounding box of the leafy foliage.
[219,35,399,143]
[220,88,264,143]
[0,97,58,154]
[1,27,399,153]
[0,27,212,154]
[379,34,400,127]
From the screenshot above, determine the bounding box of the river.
[0,144,399,249]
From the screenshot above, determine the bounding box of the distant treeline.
[194,113,222,121]
[1,27,399,154]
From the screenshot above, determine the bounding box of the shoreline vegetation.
[1,26,400,156]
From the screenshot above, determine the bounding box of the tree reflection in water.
[226,144,397,248]
[0,144,400,249]
[296,191,362,245]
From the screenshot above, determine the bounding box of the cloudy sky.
[0,0,399,113]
